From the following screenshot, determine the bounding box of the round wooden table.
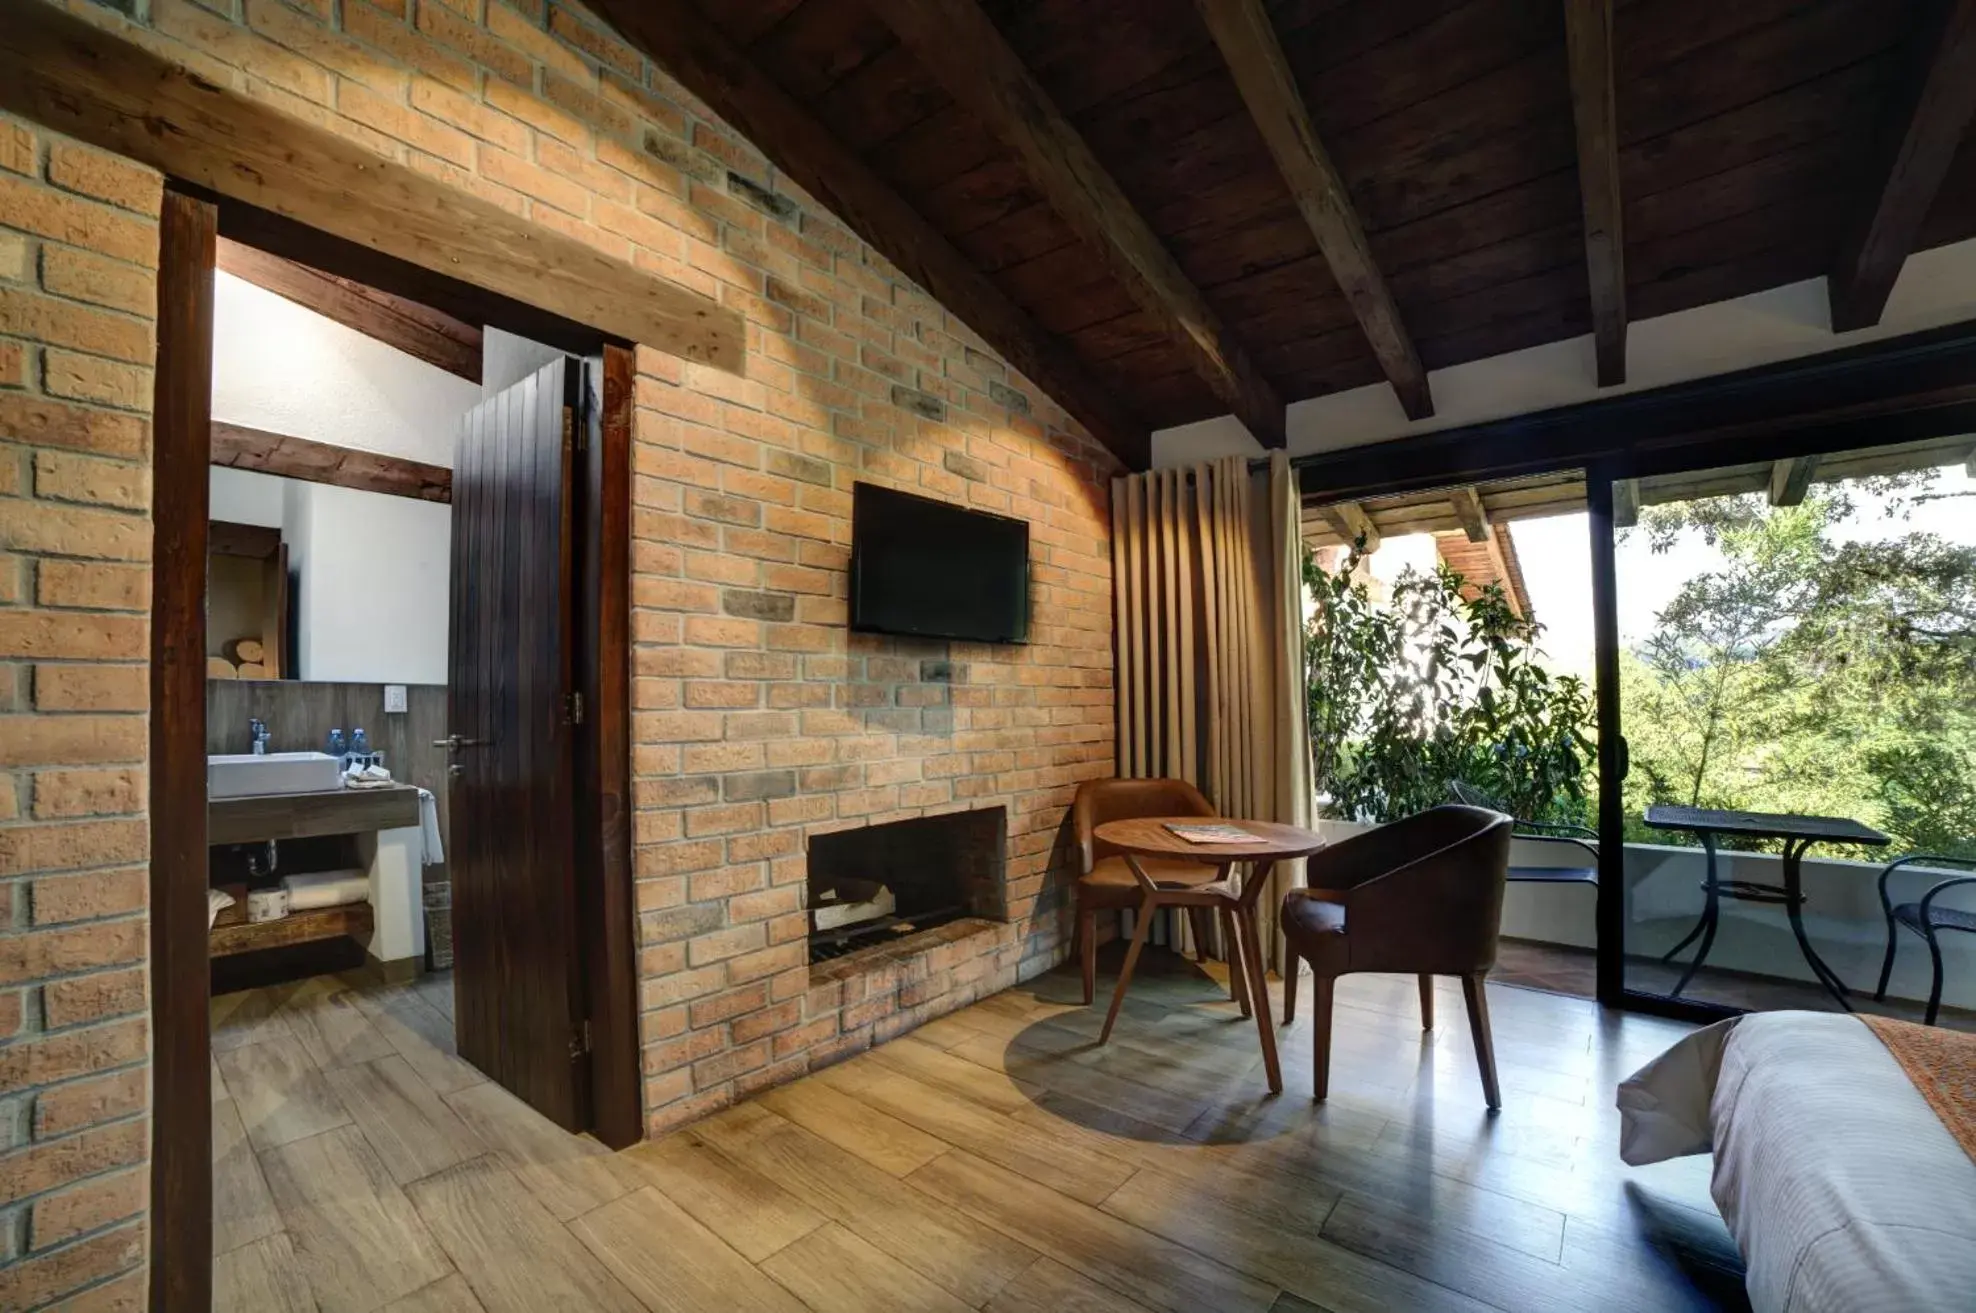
[1092,817,1326,1095]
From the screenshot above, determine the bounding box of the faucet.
[248,718,270,755]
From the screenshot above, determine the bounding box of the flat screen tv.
[850,482,1029,644]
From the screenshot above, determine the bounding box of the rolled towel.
[207,886,235,930]
[281,869,370,911]
[418,787,444,866]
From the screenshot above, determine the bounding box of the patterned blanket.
[1863,1014,1976,1166]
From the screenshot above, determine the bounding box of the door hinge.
[570,1019,591,1060]
[566,691,584,725]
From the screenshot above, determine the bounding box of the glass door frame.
[1585,461,1738,1022]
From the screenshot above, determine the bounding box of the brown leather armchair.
[1280,805,1513,1108]
[1070,778,1222,1006]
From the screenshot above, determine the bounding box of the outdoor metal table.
[1644,804,1890,1010]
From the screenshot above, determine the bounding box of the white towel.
[418,787,444,867]
[282,869,370,911]
[207,887,235,929]
[343,763,395,790]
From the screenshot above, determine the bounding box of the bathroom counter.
[209,784,421,846]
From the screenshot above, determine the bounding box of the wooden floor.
[211,951,1749,1312]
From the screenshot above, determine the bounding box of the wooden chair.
[1280,805,1513,1108]
[1070,778,1231,1010]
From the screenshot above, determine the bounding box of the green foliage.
[1303,543,1594,826]
[1620,483,1976,858]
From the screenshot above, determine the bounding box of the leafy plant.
[1304,542,1594,827]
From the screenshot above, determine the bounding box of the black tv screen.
[850,482,1029,644]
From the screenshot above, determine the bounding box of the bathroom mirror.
[207,468,451,686]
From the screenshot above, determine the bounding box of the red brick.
[417,0,535,85]
[0,1223,143,1310]
[0,611,147,661]
[0,175,157,269]
[41,969,147,1033]
[33,451,149,510]
[42,351,152,412]
[32,667,146,713]
[0,121,33,175]
[0,391,149,460]
[0,500,150,562]
[0,910,145,981]
[30,1167,146,1248]
[344,0,477,92]
[0,716,145,768]
[32,866,146,922]
[1,1017,146,1097]
[46,144,160,217]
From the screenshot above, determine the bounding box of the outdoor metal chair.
[1874,853,1976,1026]
[1448,781,1600,889]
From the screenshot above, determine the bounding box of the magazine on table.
[1162,822,1265,844]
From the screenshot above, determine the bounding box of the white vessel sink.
[208,751,344,800]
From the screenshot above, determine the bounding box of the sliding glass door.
[1591,437,1976,1028]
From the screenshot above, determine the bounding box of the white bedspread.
[1618,1010,1976,1313]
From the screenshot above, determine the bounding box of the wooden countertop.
[208,784,421,846]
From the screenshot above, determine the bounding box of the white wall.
[284,481,451,685]
[1153,235,1976,467]
[211,272,473,683]
[212,272,480,467]
[209,466,284,528]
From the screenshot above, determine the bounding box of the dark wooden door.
[447,356,589,1129]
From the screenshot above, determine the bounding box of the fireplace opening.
[806,806,1007,965]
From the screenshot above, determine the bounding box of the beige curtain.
[1111,453,1311,969]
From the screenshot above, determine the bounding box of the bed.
[1618,1010,1976,1313]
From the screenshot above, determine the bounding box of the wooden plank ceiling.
[636,1,1976,462]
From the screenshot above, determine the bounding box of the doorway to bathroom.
[150,186,644,1307]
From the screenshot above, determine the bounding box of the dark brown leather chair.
[1071,778,1225,1007]
[1280,805,1514,1108]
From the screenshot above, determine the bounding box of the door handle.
[433,735,485,752]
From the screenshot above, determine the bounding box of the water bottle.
[351,728,370,758]
[325,728,346,763]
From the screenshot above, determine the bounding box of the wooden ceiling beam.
[1612,478,1640,529]
[582,0,1149,468]
[1829,0,1976,332]
[1450,485,1492,543]
[1563,0,1626,387]
[1193,0,1431,421]
[0,2,741,373]
[1767,454,1819,507]
[217,238,482,383]
[211,421,452,503]
[1319,501,1380,552]
[864,0,1287,448]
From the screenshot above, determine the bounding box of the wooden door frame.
[149,188,643,1307]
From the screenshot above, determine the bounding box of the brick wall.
[3,0,1119,1300]
[0,112,160,1311]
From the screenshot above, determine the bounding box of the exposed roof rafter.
[1563,0,1627,387]
[217,238,482,383]
[1829,0,1976,332]
[1767,454,1819,507]
[1450,485,1492,542]
[865,0,1288,448]
[1319,501,1380,552]
[1193,0,1432,421]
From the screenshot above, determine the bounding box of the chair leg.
[1310,974,1335,1102]
[1417,974,1435,1030]
[1462,972,1502,1111]
[1079,905,1097,1006]
[1875,917,1900,1003]
[1237,908,1282,1095]
[1219,905,1251,1017]
[1101,898,1156,1044]
[1188,908,1215,963]
[1926,931,1946,1027]
[1281,949,1299,1027]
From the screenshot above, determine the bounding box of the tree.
[1621,482,1976,857]
[1304,544,1594,826]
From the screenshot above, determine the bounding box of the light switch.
[384,684,408,713]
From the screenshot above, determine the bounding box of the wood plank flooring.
[213,955,1747,1313]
